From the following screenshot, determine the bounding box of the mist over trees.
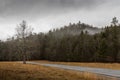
[0,17,120,62]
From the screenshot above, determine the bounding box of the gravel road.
[27,62,120,79]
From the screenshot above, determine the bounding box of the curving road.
[27,62,120,79]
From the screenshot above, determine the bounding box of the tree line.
[0,17,120,62]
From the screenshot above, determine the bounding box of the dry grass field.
[35,61,120,70]
[0,62,108,80]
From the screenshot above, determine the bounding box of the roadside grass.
[34,60,120,70]
[0,62,107,80]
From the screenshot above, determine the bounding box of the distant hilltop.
[47,21,102,38]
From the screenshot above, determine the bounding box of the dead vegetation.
[0,62,108,80]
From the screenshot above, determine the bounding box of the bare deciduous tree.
[16,20,33,64]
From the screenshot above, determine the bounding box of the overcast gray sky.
[0,0,120,40]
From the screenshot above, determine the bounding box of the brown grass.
[0,62,107,80]
[35,60,120,70]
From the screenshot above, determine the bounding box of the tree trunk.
[23,54,26,64]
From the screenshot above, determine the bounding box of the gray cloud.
[0,0,120,40]
[0,0,105,17]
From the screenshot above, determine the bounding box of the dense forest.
[0,17,120,62]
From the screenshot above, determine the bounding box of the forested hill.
[48,22,102,37]
[0,17,120,63]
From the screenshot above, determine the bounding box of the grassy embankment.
[0,62,109,80]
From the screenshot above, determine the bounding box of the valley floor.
[0,61,120,80]
[0,62,104,80]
